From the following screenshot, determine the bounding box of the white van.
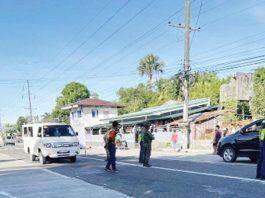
[22,123,80,164]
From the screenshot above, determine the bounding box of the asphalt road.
[0,145,264,198]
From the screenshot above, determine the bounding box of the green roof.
[100,98,211,125]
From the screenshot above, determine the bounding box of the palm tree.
[138,54,164,84]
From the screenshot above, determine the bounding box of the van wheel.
[39,151,47,164]
[222,147,237,162]
[69,156,76,163]
[29,154,36,161]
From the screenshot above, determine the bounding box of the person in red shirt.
[105,121,121,172]
[171,129,178,151]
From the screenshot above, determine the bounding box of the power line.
[34,0,131,84]
[35,0,157,93]
[29,0,114,79]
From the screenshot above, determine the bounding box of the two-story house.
[62,98,123,147]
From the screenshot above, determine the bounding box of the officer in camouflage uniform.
[141,122,154,167]
[256,120,265,179]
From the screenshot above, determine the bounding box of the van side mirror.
[75,132,78,136]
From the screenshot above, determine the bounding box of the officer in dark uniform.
[141,122,154,167]
[256,120,265,179]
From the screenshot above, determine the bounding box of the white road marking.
[156,156,256,168]
[41,168,70,179]
[80,156,265,184]
[0,191,18,198]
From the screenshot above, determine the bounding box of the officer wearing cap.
[105,121,120,172]
[256,120,265,179]
[140,122,154,167]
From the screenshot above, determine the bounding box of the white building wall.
[69,106,118,147]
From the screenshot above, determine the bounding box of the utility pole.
[27,80,33,123]
[169,0,200,149]
[183,0,191,149]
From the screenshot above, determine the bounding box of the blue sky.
[1,0,265,124]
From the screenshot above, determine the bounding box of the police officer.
[141,122,154,167]
[138,126,145,163]
[256,120,265,179]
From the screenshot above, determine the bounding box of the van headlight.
[72,142,79,147]
[44,143,52,148]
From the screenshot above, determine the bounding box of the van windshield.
[43,125,75,137]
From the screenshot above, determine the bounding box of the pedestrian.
[141,122,154,167]
[212,125,222,154]
[103,130,110,161]
[256,120,265,180]
[223,128,229,137]
[105,121,121,172]
[171,129,178,151]
[138,126,145,163]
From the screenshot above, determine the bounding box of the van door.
[236,121,261,155]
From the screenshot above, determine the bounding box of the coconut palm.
[138,54,164,84]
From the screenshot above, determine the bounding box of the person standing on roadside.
[256,120,265,180]
[171,129,178,151]
[138,127,145,163]
[141,123,154,167]
[212,125,222,154]
[105,121,120,172]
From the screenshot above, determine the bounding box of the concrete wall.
[220,73,253,102]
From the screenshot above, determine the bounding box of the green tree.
[117,83,155,114]
[251,67,265,118]
[138,54,164,84]
[155,78,182,105]
[3,123,16,137]
[190,72,223,105]
[15,116,28,134]
[52,82,90,123]
[41,112,53,122]
[222,99,239,126]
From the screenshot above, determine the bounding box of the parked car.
[217,119,264,162]
[3,136,16,145]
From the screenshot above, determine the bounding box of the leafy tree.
[41,112,53,122]
[190,72,223,105]
[52,82,90,123]
[251,67,265,118]
[117,83,156,114]
[3,123,16,137]
[155,78,182,104]
[15,116,28,134]
[222,100,239,126]
[138,54,164,84]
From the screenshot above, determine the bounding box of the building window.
[72,110,82,118]
[92,128,100,135]
[92,109,98,118]
[77,110,82,118]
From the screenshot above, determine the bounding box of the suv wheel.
[222,146,237,162]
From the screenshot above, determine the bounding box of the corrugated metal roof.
[101,98,211,125]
